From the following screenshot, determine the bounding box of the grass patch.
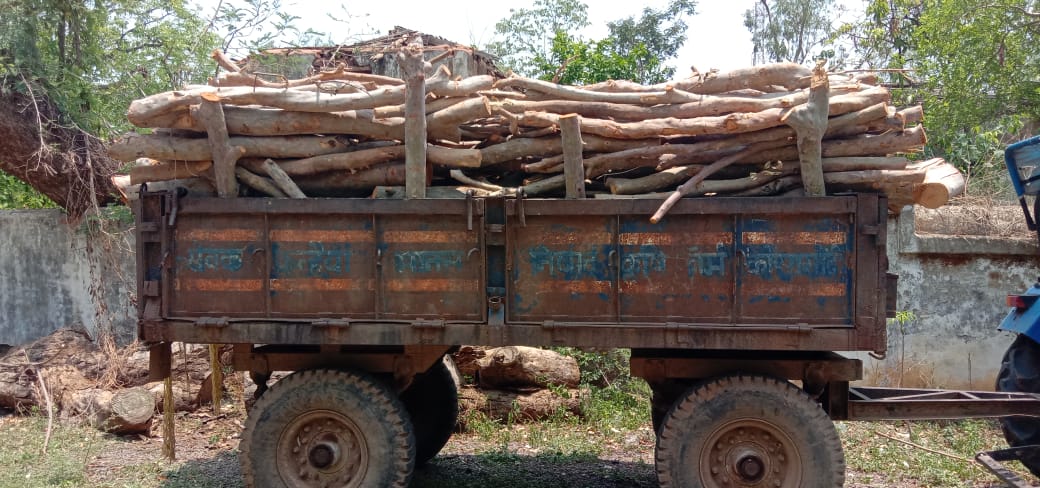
[0,415,106,488]
[841,419,1033,486]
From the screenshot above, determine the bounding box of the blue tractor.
[997,135,1040,477]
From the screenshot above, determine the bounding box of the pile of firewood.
[108,46,965,217]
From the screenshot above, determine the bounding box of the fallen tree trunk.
[476,346,581,389]
[458,385,583,423]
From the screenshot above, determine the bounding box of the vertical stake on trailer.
[399,37,427,199]
[560,114,586,199]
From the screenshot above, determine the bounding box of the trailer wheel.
[650,379,693,434]
[655,375,844,488]
[240,369,414,488]
[996,334,1040,477]
[400,355,460,466]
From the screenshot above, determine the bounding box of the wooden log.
[399,39,428,198]
[95,387,156,435]
[607,164,703,195]
[912,158,965,208]
[182,106,405,139]
[110,133,373,162]
[210,49,240,73]
[293,163,406,194]
[376,96,468,119]
[476,346,581,389]
[458,385,583,423]
[480,135,656,166]
[197,96,241,197]
[130,160,212,185]
[373,185,500,199]
[273,144,481,176]
[560,114,586,199]
[743,125,928,165]
[522,174,566,196]
[495,86,862,123]
[581,62,813,94]
[235,167,287,198]
[509,87,889,141]
[262,159,307,198]
[427,96,492,142]
[782,61,829,196]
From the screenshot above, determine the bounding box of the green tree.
[603,0,697,82]
[744,0,840,65]
[486,0,591,76]
[489,0,697,84]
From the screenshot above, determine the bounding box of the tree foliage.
[744,0,839,65]
[488,0,696,84]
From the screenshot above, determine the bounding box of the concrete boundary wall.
[2,206,1038,390]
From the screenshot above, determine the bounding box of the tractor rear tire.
[240,369,415,488]
[996,334,1040,478]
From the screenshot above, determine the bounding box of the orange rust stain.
[744,282,846,297]
[619,232,734,246]
[175,278,263,292]
[178,228,260,242]
[742,231,846,245]
[270,229,375,243]
[534,232,612,245]
[384,279,480,293]
[270,278,374,292]
[382,230,475,244]
[621,280,730,296]
[536,280,612,294]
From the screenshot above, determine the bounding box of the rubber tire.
[996,334,1040,478]
[400,355,460,466]
[240,369,415,488]
[650,379,693,434]
[655,375,845,488]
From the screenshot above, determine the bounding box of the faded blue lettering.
[687,244,731,278]
[620,246,666,279]
[744,249,843,281]
[528,246,607,280]
[273,242,351,278]
[184,246,243,272]
[393,250,463,273]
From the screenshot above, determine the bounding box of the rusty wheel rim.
[698,418,802,488]
[276,409,368,487]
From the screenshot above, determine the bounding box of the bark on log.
[476,346,580,389]
[262,158,306,198]
[110,133,368,162]
[427,97,492,142]
[272,144,480,176]
[196,97,240,197]
[236,167,287,197]
[130,160,212,185]
[147,106,406,139]
[94,387,156,435]
[782,61,830,196]
[480,135,656,166]
[496,86,863,122]
[458,386,583,423]
[582,62,813,94]
[293,163,406,194]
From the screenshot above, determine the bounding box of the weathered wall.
[0,209,136,346]
[854,206,1040,390]
[1,205,1037,391]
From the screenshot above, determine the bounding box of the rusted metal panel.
[847,386,1040,420]
[508,216,617,323]
[377,216,484,320]
[168,216,267,316]
[268,215,377,317]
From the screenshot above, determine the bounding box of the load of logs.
[108,44,965,219]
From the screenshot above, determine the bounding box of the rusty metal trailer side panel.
[135,192,889,353]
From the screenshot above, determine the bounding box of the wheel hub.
[701,420,802,488]
[277,410,368,487]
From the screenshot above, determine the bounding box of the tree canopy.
[744,0,840,65]
[488,0,696,84]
